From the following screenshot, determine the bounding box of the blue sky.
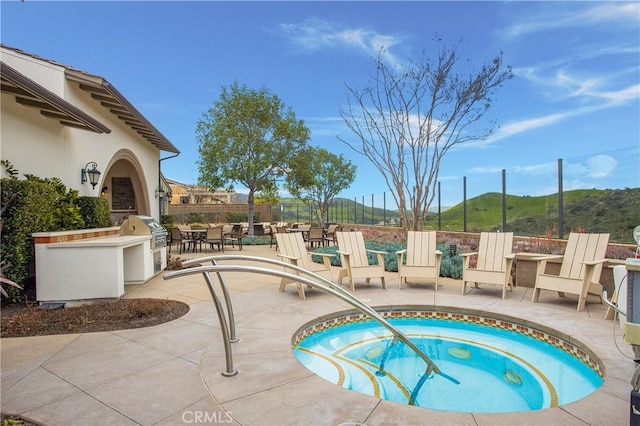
[2,1,639,207]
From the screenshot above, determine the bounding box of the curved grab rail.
[166,255,459,386]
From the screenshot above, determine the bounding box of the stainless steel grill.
[120,215,167,249]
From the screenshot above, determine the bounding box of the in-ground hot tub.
[293,306,604,413]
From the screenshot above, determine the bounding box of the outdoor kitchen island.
[33,219,167,304]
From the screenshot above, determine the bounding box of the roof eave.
[65,69,180,154]
[0,61,111,134]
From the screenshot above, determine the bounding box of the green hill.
[433,188,640,243]
[278,188,639,243]
[280,197,400,225]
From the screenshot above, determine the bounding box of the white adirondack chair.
[336,231,387,292]
[531,233,609,311]
[396,231,442,290]
[275,232,334,300]
[461,232,515,299]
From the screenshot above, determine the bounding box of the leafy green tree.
[254,181,281,206]
[197,83,310,236]
[340,39,512,232]
[286,147,356,228]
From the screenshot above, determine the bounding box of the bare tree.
[339,40,512,231]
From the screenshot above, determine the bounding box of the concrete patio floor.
[1,244,634,425]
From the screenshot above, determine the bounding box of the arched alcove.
[100,149,150,224]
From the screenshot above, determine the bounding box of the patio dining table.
[286,227,310,237]
[286,227,318,247]
[181,229,207,252]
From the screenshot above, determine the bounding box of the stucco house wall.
[0,45,179,222]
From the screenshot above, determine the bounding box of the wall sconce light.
[101,186,109,195]
[155,186,165,198]
[81,162,101,190]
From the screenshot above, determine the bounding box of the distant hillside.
[279,197,401,225]
[238,188,639,243]
[434,188,640,243]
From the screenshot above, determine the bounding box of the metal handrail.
[181,257,238,343]
[164,255,459,388]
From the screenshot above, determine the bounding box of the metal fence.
[276,147,639,243]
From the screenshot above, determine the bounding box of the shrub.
[77,196,112,228]
[161,215,175,227]
[311,241,404,272]
[225,212,260,223]
[314,239,465,279]
[606,245,636,260]
[437,243,464,279]
[187,212,204,224]
[1,176,84,298]
[242,236,271,246]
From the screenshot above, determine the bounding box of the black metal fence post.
[463,176,467,233]
[438,181,441,231]
[558,158,564,239]
[383,192,387,226]
[502,169,507,232]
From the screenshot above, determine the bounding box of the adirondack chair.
[461,232,515,299]
[275,232,334,300]
[396,231,442,290]
[336,231,387,292]
[531,233,609,312]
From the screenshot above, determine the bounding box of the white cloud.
[580,3,640,25]
[512,162,557,177]
[507,154,617,188]
[467,166,504,174]
[275,18,403,64]
[595,84,640,103]
[493,113,568,140]
[587,155,618,178]
[505,3,640,37]
[515,64,640,106]
[565,154,618,179]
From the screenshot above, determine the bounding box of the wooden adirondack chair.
[336,231,387,292]
[396,231,442,290]
[461,232,515,299]
[275,232,334,300]
[531,233,609,312]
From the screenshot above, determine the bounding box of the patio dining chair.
[204,226,224,252]
[307,227,325,248]
[169,227,196,254]
[324,224,341,246]
[224,224,243,251]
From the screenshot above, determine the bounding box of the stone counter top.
[45,234,150,248]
